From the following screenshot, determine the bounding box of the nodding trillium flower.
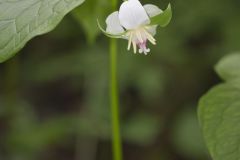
[98,0,172,55]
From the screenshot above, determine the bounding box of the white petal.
[106,11,125,35]
[144,4,163,17]
[119,0,150,30]
[146,25,157,36]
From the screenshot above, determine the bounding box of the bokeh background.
[0,0,240,159]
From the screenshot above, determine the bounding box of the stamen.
[136,30,144,43]
[133,41,137,54]
[126,27,157,54]
[144,30,156,45]
[128,32,133,50]
[144,30,156,42]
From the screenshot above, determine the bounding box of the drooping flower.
[98,0,172,55]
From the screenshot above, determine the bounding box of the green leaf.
[198,53,240,160]
[215,53,240,81]
[150,3,172,27]
[198,82,240,160]
[0,0,85,63]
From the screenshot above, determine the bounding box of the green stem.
[110,38,123,160]
[110,0,122,159]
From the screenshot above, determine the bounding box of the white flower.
[105,0,163,55]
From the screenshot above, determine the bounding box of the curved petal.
[98,20,126,39]
[106,11,125,34]
[144,4,163,18]
[119,0,150,30]
[146,25,158,36]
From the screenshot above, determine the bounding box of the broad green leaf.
[215,53,240,81]
[150,4,172,27]
[198,53,240,160]
[198,82,240,160]
[0,0,85,63]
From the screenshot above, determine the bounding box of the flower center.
[127,27,156,55]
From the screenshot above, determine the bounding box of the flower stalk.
[110,0,123,160]
[105,0,172,159]
[110,38,123,160]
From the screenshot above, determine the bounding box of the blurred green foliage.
[0,0,240,160]
[72,0,111,44]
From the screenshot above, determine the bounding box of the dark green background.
[0,0,240,159]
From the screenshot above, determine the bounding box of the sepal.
[149,4,172,27]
